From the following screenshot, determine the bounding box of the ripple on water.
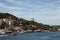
[0,32,60,40]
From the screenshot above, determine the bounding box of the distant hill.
[0,12,59,31]
[0,12,41,24]
[0,13,19,20]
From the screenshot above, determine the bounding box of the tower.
[30,18,34,21]
[30,18,34,25]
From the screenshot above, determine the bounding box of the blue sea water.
[0,32,60,40]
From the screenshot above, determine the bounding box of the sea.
[0,32,60,40]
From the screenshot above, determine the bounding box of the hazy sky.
[0,0,60,25]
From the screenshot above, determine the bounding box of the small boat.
[5,31,12,34]
[5,31,17,36]
[0,32,5,35]
[0,30,17,36]
[0,30,5,35]
[0,30,8,37]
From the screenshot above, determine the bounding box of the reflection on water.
[0,32,60,40]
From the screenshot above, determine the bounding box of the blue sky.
[0,0,60,25]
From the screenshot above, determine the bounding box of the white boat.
[0,30,8,37]
[0,30,5,34]
[0,30,17,36]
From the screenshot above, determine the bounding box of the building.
[30,18,34,25]
[30,18,34,21]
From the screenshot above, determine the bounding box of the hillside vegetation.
[0,13,59,31]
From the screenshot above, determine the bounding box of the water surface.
[0,32,60,40]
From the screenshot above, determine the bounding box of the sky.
[0,0,60,25]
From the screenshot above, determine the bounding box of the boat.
[0,30,8,37]
[5,31,17,36]
[0,30,5,35]
[5,30,12,34]
[0,30,17,36]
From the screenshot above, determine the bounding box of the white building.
[30,18,34,21]
[3,18,14,26]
